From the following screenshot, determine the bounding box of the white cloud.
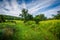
[21,0,27,9]
[0,0,60,18]
[40,6,60,18]
[0,0,22,16]
[28,0,55,14]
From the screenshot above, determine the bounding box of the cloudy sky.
[0,0,60,18]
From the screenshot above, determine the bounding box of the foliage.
[0,20,60,40]
[19,9,33,23]
[19,9,28,23]
[0,15,5,23]
[0,14,22,21]
[0,23,19,40]
[53,11,60,19]
[34,14,47,24]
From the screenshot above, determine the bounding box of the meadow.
[0,20,60,40]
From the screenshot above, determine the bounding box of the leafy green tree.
[53,11,60,19]
[34,15,40,24]
[19,9,33,23]
[19,9,28,23]
[34,14,47,24]
[27,14,33,20]
[0,15,5,23]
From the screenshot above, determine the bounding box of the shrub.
[0,23,19,40]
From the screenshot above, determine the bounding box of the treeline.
[0,15,23,20]
[0,15,23,23]
[0,9,60,24]
[19,9,60,23]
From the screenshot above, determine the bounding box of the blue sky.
[0,0,60,18]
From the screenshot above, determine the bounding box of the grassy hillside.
[0,20,60,40]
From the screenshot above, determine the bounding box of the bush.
[0,23,19,40]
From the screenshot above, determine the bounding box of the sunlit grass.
[0,20,60,40]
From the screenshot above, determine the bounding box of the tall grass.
[0,20,60,40]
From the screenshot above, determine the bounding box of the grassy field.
[0,20,60,40]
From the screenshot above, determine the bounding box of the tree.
[19,9,28,23]
[0,15,5,23]
[27,14,33,21]
[53,11,60,19]
[19,9,33,23]
[34,14,47,24]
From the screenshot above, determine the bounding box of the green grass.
[0,20,60,40]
